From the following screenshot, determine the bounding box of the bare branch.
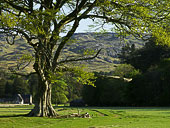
[57,49,102,65]
[52,18,80,70]
[17,59,32,71]
[55,0,88,31]
[52,0,99,70]
[6,35,15,45]
[83,14,130,27]
[55,0,70,9]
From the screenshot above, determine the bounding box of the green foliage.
[83,49,96,56]
[4,80,13,97]
[52,84,68,104]
[51,78,68,104]
[83,57,170,107]
[12,77,29,95]
[49,65,96,104]
[68,66,96,86]
[49,65,96,86]
[0,70,13,98]
[120,38,170,72]
[0,78,7,98]
[97,0,170,45]
[113,64,140,78]
[17,54,34,63]
[16,54,34,70]
[82,75,128,106]
[28,74,38,102]
[127,58,170,106]
[0,70,31,98]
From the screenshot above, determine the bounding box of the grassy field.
[0,105,170,128]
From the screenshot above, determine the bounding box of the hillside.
[0,34,34,73]
[0,33,144,73]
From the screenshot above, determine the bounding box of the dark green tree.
[82,75,128,106]
[127,59,170,106]
[13,77,29,95]
[119,43,136,63]
[28,74,38,102]
[120,38,170,72]
[5,80,13,97]
[0,78,7,98]
[113,64,140,78]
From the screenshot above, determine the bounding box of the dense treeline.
[82,75,128,106]
[2,62,170,107]
[0,70,83,104]
[127,59,170,106]
[82,38,170,107]
[0,71,34,100]
[83,59,170,107]
[119,38,170,73]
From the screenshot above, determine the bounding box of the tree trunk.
[27,76,58,117]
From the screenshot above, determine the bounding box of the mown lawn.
[0,105,170,128]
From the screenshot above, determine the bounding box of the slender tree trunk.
[28,75,58,117]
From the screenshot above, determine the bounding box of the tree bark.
[27,75,58,117]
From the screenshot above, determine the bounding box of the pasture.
[0,105,170,128]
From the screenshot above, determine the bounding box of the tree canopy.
[119,38,170,72]
[0,0,169,117]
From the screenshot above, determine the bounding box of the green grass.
[1,106,170,128]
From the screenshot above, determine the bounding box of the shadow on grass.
[0,114,27,118]
[0,106,34,109]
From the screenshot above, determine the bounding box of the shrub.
[113,64,140,78]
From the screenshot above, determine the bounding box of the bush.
[113,64,140,78]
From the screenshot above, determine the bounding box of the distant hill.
[0,34,34,73]
[0,33,144,73]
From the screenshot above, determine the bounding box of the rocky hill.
[0,33,144,73]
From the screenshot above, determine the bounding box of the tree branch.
[52,0,99,70]
[4,0,30,13]
[52,19,80,70]
[55,0,70,9]
[9,69,37,78]
[17,59,33,71]
[55,0,88,32]
[82,14,130,27]
[5,34,16,45]
[57,49,102,65]
[0,26,37,49]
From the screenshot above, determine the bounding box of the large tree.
[0,0,169,117]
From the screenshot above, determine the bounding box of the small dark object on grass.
[81,112,91,118]
[69,112,91,118]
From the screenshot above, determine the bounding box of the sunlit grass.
[0,106,170,128]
